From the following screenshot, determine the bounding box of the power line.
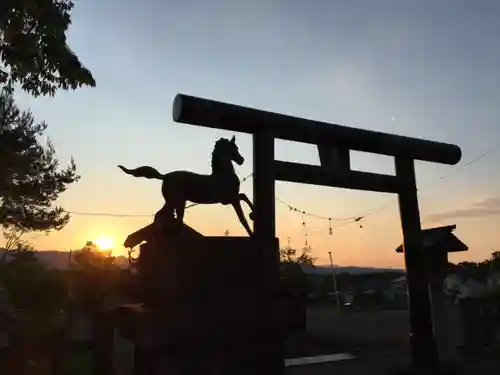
[354,141,500,223]
[66,172,254,218]
[8,142,497,252]
[64,142,500,229]
[67,211,153,218]
[419,143,500,190]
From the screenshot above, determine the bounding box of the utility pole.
[328,251,340,310]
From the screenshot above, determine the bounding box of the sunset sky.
[8,0,500,267]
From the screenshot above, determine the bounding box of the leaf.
[0,0,96,97]
[0,88,79,232]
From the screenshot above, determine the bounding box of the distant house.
[443,270,500,301]
[383,276,408,306]
[486,272,500,290]
[393,225,468,302]
[391,275,407,293]
[443,274,493,302]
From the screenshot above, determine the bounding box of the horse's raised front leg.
[238,193,254,210]
[232,201,253,236]
[238,193,254,221]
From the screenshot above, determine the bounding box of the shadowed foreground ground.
[288,306,499,374]
[106,306,498,374]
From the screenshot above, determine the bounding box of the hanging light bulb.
[301,212,308,245]
[328,218,332,235]
[354,216,363,228]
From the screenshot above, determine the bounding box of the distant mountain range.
[300,263,404,276]
[0,248,130,269]
[0,248,404,275]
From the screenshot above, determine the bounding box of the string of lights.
[275,197,361,221]
[301,210,308,246]
[282,141,500,246]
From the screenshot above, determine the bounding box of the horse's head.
[214,135,244,165]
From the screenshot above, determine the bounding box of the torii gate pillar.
[253,128,276,239]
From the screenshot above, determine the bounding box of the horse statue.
[118,136,254,236]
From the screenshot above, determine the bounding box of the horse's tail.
[117,165,164,180]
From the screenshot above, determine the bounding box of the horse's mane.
[213,138,227,147]
[211,138,232,173]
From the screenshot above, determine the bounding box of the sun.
[94,236,114,251]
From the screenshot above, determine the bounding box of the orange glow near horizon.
[94,236,115,251]
[22,192,500,268]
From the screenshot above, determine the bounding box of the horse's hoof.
[249,212,254,221]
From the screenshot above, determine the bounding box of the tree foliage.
[68,242,120,312]
[0,0,95,96]
[0,87,79,231]
[487,251,500,272]
[0,248,67,315]
[280,246,316,265]
[2,225,34,252]
[279,246,316,299]
[455,251,500,282]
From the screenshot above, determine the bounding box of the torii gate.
[173,93,462,370]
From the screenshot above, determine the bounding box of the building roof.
[395,224,468,254]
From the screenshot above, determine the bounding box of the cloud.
[425,196,500,222]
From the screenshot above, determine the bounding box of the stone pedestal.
[116,235,285,375]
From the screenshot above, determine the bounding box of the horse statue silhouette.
[118,136,254,236]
